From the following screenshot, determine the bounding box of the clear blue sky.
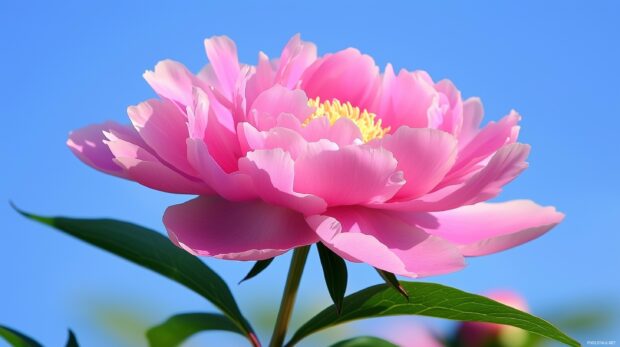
[1,1,618,346]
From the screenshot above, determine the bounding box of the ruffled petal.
[245,35,316,108]
[103,127,211,194]
[272,113,363,147]
[164,196,318,260]
[143,60,203,106]
[249,85,313,131]
[306,207,465,277]
[237,122,338,159]
[372,69,441,130]
[127,99,198,176]
[68,121,210,194]
[443,110,521,185]
[245,51,276,109]
[417,200,564,256]
[301,48,380,109]
[294,145,405,206]
[275,34,317,89]
[368,63,394,116]
[186,138,255,200]
[186,88,240,173]
[380,127,458,200]
[377,143,530,211]
[237,122,267,155]
[458,97,484,147]
[67,121,134,178]
[203,36,240,101]
[435,79,463,136]
[238,148,327,215]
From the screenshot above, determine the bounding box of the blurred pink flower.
[384,323,444,347]
[68,35,563,277]
[458,290,530,346]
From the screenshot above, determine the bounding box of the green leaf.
[65,330,79,347]
[286,282,580,347]
[317,243,348,314]
[146,313,244,347]
[0,326,78,347]
[239,258,274,284]
[0,325,43,347]
[14,206,257,345]
[329,336,398,347]
[374,268,408,300]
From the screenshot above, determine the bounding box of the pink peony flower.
[68,35,563,277]
[383,323,444,347]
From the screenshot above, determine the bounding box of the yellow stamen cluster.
[305,97,390,142]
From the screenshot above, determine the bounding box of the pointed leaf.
[375,268,408,300]
[14,206,256,344]
[329,336,398,347]
[286,282,579,347]
[146,313,244,347]
[65,330,79,347]
[0,325,43,347]
[317,243,348,314]
[239,258,274,284]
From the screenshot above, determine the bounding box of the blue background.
[1,1,618,346]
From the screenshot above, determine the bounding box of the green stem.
[268,246,310,347]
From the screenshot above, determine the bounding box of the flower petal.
[294,145,405,206]
[244,35,316,108]
[249,85,313,131]
[184,89,252,199]
[378,143,530,211]
[435,79,463,136]
[443,110,521,185]
[419,200,564,256]
[380,127,458,200]
[103,128,211,194]
[306,207,465,277]
[143,60,202,106]
[164,196,318,260]
[301,48,380,109]
[67,121,134,178]
[245,51,276,108]
[186,138,255,200]
[187,88,240,172]
[302,117,364,146]
[203,36,240,100]
[273,113,363,147]
[372,69,441,130]
[238,148,327,215]
[275,34,317,89]
[128,99,198,177]
[237,122,338,159]
[458,97,484,147]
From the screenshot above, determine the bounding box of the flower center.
[305,97,390,142]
